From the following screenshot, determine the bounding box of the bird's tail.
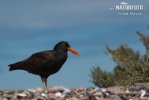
[8,62,23,71]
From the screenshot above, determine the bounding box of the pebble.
[55,92,62,97]
[16,93,27,97]
[41,93,47,97]
[27,89,37,93]
[93,91,102,96]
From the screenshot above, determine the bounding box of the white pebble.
[55,92,62,97]
[41,93,47,97]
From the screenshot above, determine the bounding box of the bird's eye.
[62,43,66,46]
[65,43,69,47]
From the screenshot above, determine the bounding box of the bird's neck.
[54,46,67,52]
[54,48,67,54]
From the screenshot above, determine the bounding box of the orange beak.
[67,47,80,56]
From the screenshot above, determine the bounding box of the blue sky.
[0,0,149,89]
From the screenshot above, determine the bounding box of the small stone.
[111,95,121,100]
[41,93,47,97]
[1,98,8,100]
[107,86,125,94]
[47,86,65,93]
[94,87,100,91]
[101,88,106,92]
[87,89,96,95]
[27,89,36,93]
[55,92,62,97]
[16,93,27,97]
[94,92,102,96]
[3,94,13,99]
[63,88,71,94]
[67,97,79,100]
[95,96,101,100]
[80,96,89,100]
[48,93,57,99]
[36,88,43,92]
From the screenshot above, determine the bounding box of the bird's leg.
[41,78,46,89]
[41,77,47,92]
[40,77,48,97]
[45,78,47,88]
[41,77,47,90]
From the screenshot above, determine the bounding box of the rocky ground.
[1,84,149,100]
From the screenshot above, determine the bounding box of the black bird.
[8,41,80,89]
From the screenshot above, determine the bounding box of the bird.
[8,41,80,89]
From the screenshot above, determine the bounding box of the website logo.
[109,1,147,16]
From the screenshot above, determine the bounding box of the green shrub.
[90,67,115,88]
[90,27,149,87]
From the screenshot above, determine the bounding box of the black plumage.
[8,41,79,88]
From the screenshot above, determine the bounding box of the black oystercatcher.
[8,41,79,89]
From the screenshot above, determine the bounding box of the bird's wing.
[23,51,56,71]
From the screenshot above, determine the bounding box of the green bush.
[90,67,115,88]
[90,27,149,87]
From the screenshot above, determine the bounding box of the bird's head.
[54,41,80,56]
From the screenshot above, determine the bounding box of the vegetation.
[90,27,149,87]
